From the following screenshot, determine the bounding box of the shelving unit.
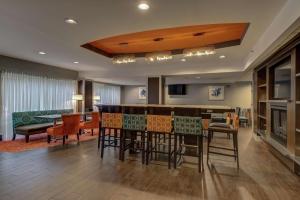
[253,34,300,174]
[256,67,267,135]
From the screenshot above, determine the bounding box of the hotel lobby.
[0,0,300,199]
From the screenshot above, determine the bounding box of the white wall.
[122,82,252,108]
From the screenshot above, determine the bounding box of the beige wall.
[122,82,252,108]
[121,85,147,104]
[0,55,78,79]
[165,83,252,108]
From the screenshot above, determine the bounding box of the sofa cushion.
[15,123,54,135]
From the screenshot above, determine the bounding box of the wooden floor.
[1,128,300,200]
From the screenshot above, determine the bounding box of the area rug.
[0,130,99,153]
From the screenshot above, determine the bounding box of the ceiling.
[83,23,249,57]
[0,0,289,85]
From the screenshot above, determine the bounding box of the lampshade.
[93,96,101,101]
[72,94,83,101]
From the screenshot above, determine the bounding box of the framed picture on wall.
[138,87,147,99]
[208,86,224,101]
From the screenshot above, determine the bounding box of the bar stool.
[100,106,123,160]
[173,107,203,173]
[207,114,240,168]
[121,106,147,163]
[146,107,173,169]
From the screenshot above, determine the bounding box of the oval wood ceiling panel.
[82,23,249,58]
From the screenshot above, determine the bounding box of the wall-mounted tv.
[168,84,186,95]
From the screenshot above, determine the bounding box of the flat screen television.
[273,58,291,99]
[168,84,186,95]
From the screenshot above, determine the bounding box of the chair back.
[123,114,146,131]
[147,115,172,133]
[62,114,81,135]
[233,114,239,129]
[102,113,123,129]
[90,112,100,128]
[174,116,202,135]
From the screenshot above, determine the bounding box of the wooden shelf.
[258,115,267,120]
[259,100,267,103]
[296,73,300,77]
[268,99,289,103]
[296,129,300,133]
[296,101,300,104]
[258,84,267,88]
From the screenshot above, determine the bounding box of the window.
[93,82,121,105]
[0,71,76,140]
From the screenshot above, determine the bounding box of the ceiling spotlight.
[38,51,46,55]
[181,58,186,62]
[73,61,79,64]
[138,3,150,10]
[219,55,226,59]
[64,18,78,24]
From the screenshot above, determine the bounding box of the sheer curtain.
[93,82,121,105]
[0,71,76,140]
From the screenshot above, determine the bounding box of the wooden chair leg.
[174,134,177,169]
[91,129,94,136]
[97,129,101,149]
[25,135,29,143]
[168,133,171,169]
[141,132,145,164]
[12,133,16,141]
[62,136,65,145]
[207,130,211,165]
[119,129,124,161]
[101,128,105,158]
[47,135,51,143]
[77,133,80,141]
[234,133,239,169]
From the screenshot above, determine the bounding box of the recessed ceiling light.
[138,3,150,10]
[73,61,79,64]
[64,18,78,24]
[38,51,46,55]
[181,58,186,62]
[219,55,226,59]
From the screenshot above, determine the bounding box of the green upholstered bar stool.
[173,107,203,173]
[121,112,146,163]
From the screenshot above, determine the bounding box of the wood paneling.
[84,80,93,112]
[148,77,160,104]
[82,23,249,57]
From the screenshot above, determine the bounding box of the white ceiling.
[0,0,290,85]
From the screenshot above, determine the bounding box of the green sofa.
[12,109,73,142]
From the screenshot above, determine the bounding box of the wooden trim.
[258,115,267,120]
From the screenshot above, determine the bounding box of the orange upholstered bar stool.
[146,107,173,169]
[80,112,100,136]
[47,114,81,145]
[100,105,123,159]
